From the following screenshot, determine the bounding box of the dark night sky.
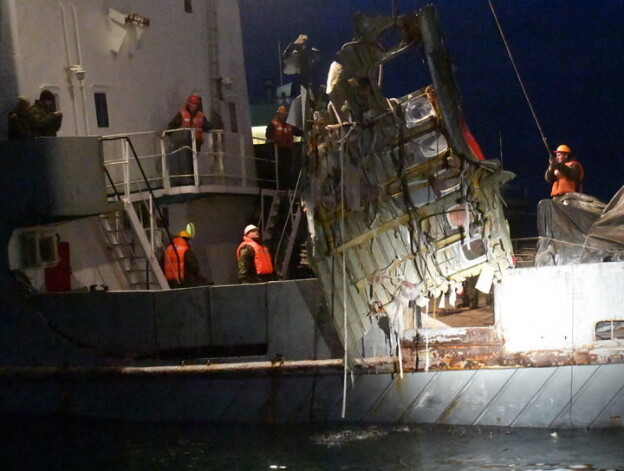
[240,0,624,232]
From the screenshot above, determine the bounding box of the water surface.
[1,417,622,470]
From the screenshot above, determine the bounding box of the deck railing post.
[160,132,170,190]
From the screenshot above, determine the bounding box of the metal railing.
[100,129,261,198]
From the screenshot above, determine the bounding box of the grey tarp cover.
[535,188,624,266]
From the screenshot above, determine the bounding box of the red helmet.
[187,94,202,106]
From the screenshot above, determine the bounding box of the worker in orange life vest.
[265,105,303,189]
[167,94,213,186]
[545,144,584,198]
[162,228,203,288]
[168,94,213,150]
[236,224,274,283]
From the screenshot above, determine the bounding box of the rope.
[340,124,349,420]
[488,0,551,157]
[539,235,623,254]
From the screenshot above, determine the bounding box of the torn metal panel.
[301,5,515,362]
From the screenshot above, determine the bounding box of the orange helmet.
[187,94,202,106]
[277,105,287,114]
[554,144,571,154]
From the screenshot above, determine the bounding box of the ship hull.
[1,362,622,428]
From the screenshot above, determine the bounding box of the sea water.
[1,417,622,470]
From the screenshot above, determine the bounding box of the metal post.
[160,132,170,190]
[123,139,130,200]
[274,143,280,190]
[192,130,199,186]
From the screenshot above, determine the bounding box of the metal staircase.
[100,134,173,291]
[99,201,169,290]
[260,189,306,280]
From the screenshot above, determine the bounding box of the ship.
[0,1,623,429]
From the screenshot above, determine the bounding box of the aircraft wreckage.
[290,5,624,374]
[292,6,513,368]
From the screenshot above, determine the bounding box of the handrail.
[99,135,177,276]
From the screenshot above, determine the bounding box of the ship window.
[595,321,624,341]
[94,92,110,128]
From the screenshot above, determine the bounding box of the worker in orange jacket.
[265,105,303,189]
[236,225,274,283]
[545,144,584,198]
[162,228,203,288]
[167,94,213,186]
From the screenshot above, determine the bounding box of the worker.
[162,227,203,288]
[7,96,34,139]
[265,105,303,189]
[30,89,63,137]
[236,224,274,283]
[167,94,213,185]
[545,144,584,198]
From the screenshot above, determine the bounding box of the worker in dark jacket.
[7,96,34,139]
[30,89,63,136]
[236,225,274,283]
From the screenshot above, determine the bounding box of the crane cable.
[487,0,551,157]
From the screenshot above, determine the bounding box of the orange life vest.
[163,237,190,281]
[179,107,205,146]
[270,118,294,149]
[550,160,584,196]
[236,237,274,275]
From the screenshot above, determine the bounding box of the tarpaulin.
[535,189,624,266]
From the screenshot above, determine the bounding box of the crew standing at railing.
[166,94,213,185]
[7,96,34,139]
[265,105,302,189]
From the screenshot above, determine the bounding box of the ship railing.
[251,135,280,190]
[511,237,539,267]
[101,128,259,198]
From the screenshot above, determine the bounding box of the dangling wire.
[488,0,551,157]
[340,124,349,419]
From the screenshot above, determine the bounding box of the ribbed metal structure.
[2,364,622,428]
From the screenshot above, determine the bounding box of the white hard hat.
[244,224,259,236]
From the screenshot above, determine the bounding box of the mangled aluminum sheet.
[300,6,515,360]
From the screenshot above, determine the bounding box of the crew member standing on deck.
[545,144,584,199]
[236,225,274,283]
[7,96,34,139]
[30,89,63,137]
[265,105,303,189]
[167,94,213,185]
[162,227,204,288]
